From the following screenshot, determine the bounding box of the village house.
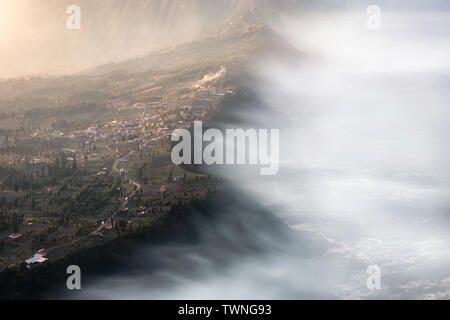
[25,249,48,265]
[9,233,22,239]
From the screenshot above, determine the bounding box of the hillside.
[0,0,299,77]
[0,24,301,108]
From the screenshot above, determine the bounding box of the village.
[0,80,235,269]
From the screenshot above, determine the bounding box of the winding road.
[112,149,142,209]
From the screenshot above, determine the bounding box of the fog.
[62,6,450,299]
[237,10,450,298]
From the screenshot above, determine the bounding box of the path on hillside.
[112,149,142,209]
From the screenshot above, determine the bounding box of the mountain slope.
[0,23,302,111]
[0,0,298,77]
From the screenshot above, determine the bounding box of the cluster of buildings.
[27,83,235,164]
